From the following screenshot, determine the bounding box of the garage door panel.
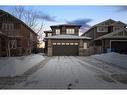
[111,41,127,54]
[53,45,78,56]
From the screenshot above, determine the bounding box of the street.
[4,56,126,89]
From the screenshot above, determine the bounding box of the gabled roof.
[95,28,127,40]
[44,30,53,33]
[95,19,116,26]
[0,9,38,36]
[50,24,81,28]
[81,19,127,36]
[110,21,127,26]
[44,35,91,40]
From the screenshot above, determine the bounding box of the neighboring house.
[44,24,91,56]
[82,19,127,54]
[0,10,38,56]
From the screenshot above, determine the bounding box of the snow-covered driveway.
[13,56,127,89]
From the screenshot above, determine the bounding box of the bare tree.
[13,6,25,20]
[13,6,44,35]
[9,6,45,55]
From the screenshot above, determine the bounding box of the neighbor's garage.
[111,40,127,54]
[52,43,79,56]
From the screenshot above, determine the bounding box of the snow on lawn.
[0,54,45,77]
[92,52,127,69]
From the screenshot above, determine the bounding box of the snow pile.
[0,54,45,77]
[92,52,127,69]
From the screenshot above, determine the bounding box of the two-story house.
[44,24,91,56]
[82,19,127,54]
[0,9,38,56]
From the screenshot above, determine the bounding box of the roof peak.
[50,24,81,27]
[0,9,38,35]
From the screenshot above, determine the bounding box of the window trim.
[2,23,14,30]
[55,29,60,35]
[83,42,87,49]
[47,33,52,37]
[66,29,75,34]
[97,27,107,32]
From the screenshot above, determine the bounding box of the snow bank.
[92,52,127,69]
[0,54,45,77]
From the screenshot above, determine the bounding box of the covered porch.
[94,28,127,54]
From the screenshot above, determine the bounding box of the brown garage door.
[53,45,78,56]
[111,41,127,54]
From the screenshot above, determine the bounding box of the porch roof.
[44,35,91,40]
[95,28,127,40]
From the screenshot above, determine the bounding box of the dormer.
[44,30,52,37]
[50,24,81,36]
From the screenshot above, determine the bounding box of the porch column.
[102,40,104,53]
[79,39,84,56]
[47,39,52,56]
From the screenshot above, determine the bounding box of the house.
[44,24,91,56]
[82,19,127,54]
[0,9,38,56]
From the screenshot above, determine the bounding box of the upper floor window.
[2,23,14,30]
[66,29,75,34]
[47,33,52,37]
[113,27,123,31]
[55,29,60,35]
[97,27,107,32]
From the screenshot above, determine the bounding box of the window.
[114,27,122,31]
[74,43,78,45]
[83,43,87,49]
[66,29,75,34]
[66,43,69,45]
[55,29,60,35]
[57,43,61,45]
[62,43,65,45]
[47,33,52,37]
[2,23,14,30]
[53,43,56,45]
[70,43,74,45]
[97,27,106,32]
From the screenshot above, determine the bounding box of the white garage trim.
[52,42,79,46]
[110,40,127,49]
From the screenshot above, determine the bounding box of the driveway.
[4,56,127,89]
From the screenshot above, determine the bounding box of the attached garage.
[111,40,127,54]
[52,43,79,56]
[44,35,91,56]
